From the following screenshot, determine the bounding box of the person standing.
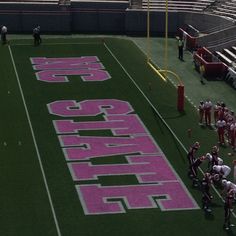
[206,148,223,173]
[223,189,235,230]
[189,155,206,187]
[199,63,205,84]
[198,101,205,125]
[33,25,42,46]
[214,102,221,125]
[218,102,227,121]
[187,142,200,178]
[178,37,184,61]
[1,25,7,44]
[216,118,226,145]
[204,99,212,126]
[231,122,236,150]
[201,172,213,213]
[225,111,235,144]
[210,145,220,165]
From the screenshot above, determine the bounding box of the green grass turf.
[0,37,235,236]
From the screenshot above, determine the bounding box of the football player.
[187,142,200,178]
[1,25,7,44]
[201,172,213,213]
[198,101,205,125]
[212,165,231,180]
[216,118,226,145]
[206,149,223,173]
[204,99,212,126]
[230,122,236,149]
[213,102,221,125]
[189,155,207,187]
[222,179,236,198]
[223,189,235,230]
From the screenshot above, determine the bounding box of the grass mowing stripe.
[103,41,235,218]
[8,45,62,235]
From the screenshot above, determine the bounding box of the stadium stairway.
[142,0,213,11]
[194,24,236,52]
[208,0,236,20]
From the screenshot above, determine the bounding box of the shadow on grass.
[211,202,223,209]
[151,107,186,164]
[151,107,165,135]
[204,211,214,221]
[199,124,215,130]
[163,110,187,120]
[224,228,236,236]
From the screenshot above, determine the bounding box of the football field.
[0,37,235,236]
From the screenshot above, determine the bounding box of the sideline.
[11,42,102,46]
[8,45,62,236]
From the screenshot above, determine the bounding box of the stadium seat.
[142,0,212,11]
[215,51,232,65]
[232,46,236,53]
[211,0,236,19]
[223,48,236,61]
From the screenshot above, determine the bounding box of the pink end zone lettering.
[76,183,199,215]
[68,155,177,182]
[35,69,111,82]
[30,56,99,64]
[47,99,133,117]
[30,56,104,70]
[60,135,160,160]
[46,98,199,214]
[53,114,146,135]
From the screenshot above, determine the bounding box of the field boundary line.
[8,45,62,235]
[103,41,235,218]
[11,42,102,46]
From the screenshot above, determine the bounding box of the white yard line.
[12,42,102,46]
[103,42,236,217]
[8,45,62,235]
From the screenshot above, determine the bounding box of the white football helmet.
[222,179,227,186]
[218,157,223,165]
[213,165,221,172]
[206,153,212,161]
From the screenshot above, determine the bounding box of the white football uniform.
[224,181,236,194]
[213,165,231,178]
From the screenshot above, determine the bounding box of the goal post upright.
[147,0,151,63]
[146,0,185,111]
[164,0,168,78]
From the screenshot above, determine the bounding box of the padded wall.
[0,4,232,35]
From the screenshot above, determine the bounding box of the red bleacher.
[179,27,198,51]
[193,47,228,79]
